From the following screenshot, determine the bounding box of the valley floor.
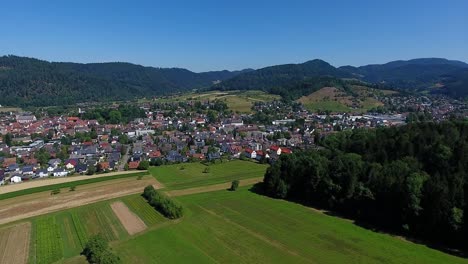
[0,161,466,264]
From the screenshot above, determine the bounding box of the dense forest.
[263,121,468,251]
[0,55,247,106]
[215,58,468,98]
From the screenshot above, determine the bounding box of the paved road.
[118,144,130,171]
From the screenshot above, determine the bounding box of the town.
[0,91,464,186]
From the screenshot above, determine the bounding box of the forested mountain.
[264,121,468,251]
[0,55,247,106]
[214,59,351,93]
[215,58,468,99]
[341,58,468,93]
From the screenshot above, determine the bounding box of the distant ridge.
[215,57,468,99]
[1,55,467,107]
[0,55,250,106]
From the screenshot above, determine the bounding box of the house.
[244,148,257,159]
[98,162,110,171]
[36,169,49,178]
[3,157,17,168]
[255,150,265,161]
[281,147,293,155]
[64,159,78,169]
[128,161,140,170]
[22,165,35,176]
[208,152,221,161]
[10,175,22,183]
[7,163,20,172]
[75,163,88,174]
[269,145,282,156]
[53,168,68,177]
[166,151,186,163]
[48,159,62,168]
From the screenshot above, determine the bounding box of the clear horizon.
[2,0,467,72]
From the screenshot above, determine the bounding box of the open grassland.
[298,85,395,113]
[0,171,147,200]
[154,90,280,113]
[115,187,468,264]
[149,160,268,190]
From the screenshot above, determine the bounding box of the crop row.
[34,217,63,264]
[123,196,163,225]
[71,212,88,247]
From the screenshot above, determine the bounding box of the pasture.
[115,187,468,264]
[298,85,394,113]
[149,160,268,190]
[153,90,280,113]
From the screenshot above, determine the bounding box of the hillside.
[215,58,468,99]
[340,58,468,93]
[214,59,351,92]
[0,55,248,107]
[298,85,396,113]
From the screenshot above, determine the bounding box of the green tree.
[230,180,240,191]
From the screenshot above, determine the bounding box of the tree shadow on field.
[247,183,468,259]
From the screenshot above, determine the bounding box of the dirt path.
[0,222,31,264]
[111,201,147,235]
[166,177,263,197]
[0,177,162,225]
[0,170,146,195]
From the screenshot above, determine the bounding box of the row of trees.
[142,185,183,219]
[264,121,468,250]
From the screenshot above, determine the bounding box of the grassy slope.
[298,85,394,113]
[0,172,147,201]
[115,187,468,264]
[152,90,280,113]
[149,160,268,190]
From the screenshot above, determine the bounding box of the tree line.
[263,121,468,251]
[143,185,183,219]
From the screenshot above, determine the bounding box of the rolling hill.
[0,55,250,107]
[215,58,468,99]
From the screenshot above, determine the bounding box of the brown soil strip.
[111,201,147,235]
[0,222,31,264]
[166,177,263,197]
[0,177,162,225]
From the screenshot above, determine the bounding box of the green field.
[151,90,280,113]
[28,200,133,263]
[2,161,467,263]
[149,160,268,190]
[0,171,147,201]
[114,187,467,264]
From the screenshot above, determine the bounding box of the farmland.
[0,222,30,264]
[149,160,268,190]
[115,187,468,264]
[0,161,467,263]
[151,90,280,113]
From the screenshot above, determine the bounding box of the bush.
[230,180,240,191]
[142,185,183,219]
[137,175,143,180]
[81,234,120,264]
[69,186,76,191]
[51,189,61,195]
[203,167,210,173]
[138,160,150,170]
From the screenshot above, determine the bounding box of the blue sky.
[1,0,467,72]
